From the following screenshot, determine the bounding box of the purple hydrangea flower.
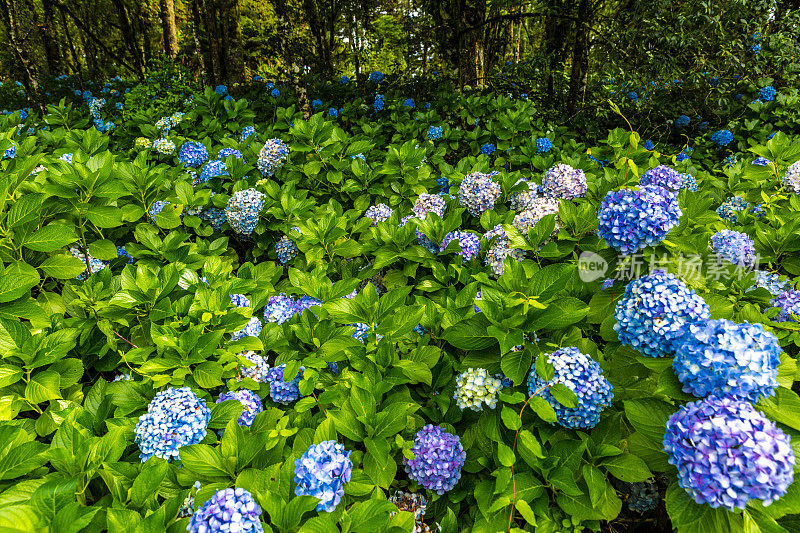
[771,290,800,322]
[232,317,262,341]
[218,147,243,160]
[541,164,587,199]
[179,142,209,168]
[440,230,481,260]
[230,294,251,308]
[640,165,682,191]
[294,441,352,512]
[673,319,781,402]
[412,193,446,220]
[217,389,263,427]
[614,270,710,357]
[187,487,263,533]
[459,172,502,216]
[710,229,756,267]
[663,396,795,510]
[265,364,304,404]
[404,425,466,494]
[365,203,394,225]
[264,294,297,324]
[526,347,613,429]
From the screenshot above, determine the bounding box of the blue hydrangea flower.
[716,196,749,222]
[536,137,551,153]
[770,290,800,322]
[340,76,349,84]
[232,317,262,341]
[374,94,384,112]
[750,270,790,296]
[627,91,638,102]
[239,351,271,383]
[271,88,280,98]
[350,323,382,343]
[404,98,415,108]
[218,148,243,160]
[266,364,304,404]
[513,197,560,237]
[602,278,614,290]
[675,115,690,127]
[214,85,228,95]
[541,164,587,199]
[116,246,134,264]
[597,185,682,254]
[134,387,210,462]
[70,246,107,281]
[412,193,446,220]
[404,425,466,494]
[231,294,251,308]
[256,138,289,176]
[217,389,263,427]
[369,71,384,83]
[643,140,654,151]
[751,43,762,54]
[680,173,697,191]
[711,129,734,147]
[427,126,443,140]
[179,142,209,167]
[413,324,427,336]
[294,441,352,512]
[782,161,800,194]
[148,201,169,222]
[458,172,502,216]
[760,86,776,102]
[614,270,710,357]
[480,143,496,156]
[710,229,755,267]
[226,189,265,235]
[454,368,503,411]
[752,156,771,166]
[311,99,323,109]
[663,396,795,510]
[674,319,780,403]
[441,230,481,260]
[196,159,229,185]
[640,165,682,191]
[201,207,227,230]
[526,347,613,429]
[625,480,659,513]
[484,225,526,277]
[187,487,263,533]
[327,107,338,118]
[437,177,450,194]
[275,235,299,264]
[676,151,690,163]
[2,143,15,159]
[364,203,392,225]
[241,126,256,141]
[264,294,298,324]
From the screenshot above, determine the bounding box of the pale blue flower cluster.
[680,173,697,191]
[201,207,227,230]
[187,487,264,533]
[673,319,781,403]
[217,389,263,427]
[405,425,465,494]
[232,317,262,341]
[225,189,265,235]
[412,193,446,220]
[782,161,800,194]
[275,235,299,264]
[239,351,271,383]
[598,185,681,254]
[760,86,776,101]
[513,197,560,237]
[716,196,749,222]
[351,323,382,343]
[750,270,791,295]
[454,368,503,411]
[256,138,290,176]
[428,126,443,140]
[134,387,210,462]
[241,126,256,141]
[526,347,613,429]
[484,224,526,277]
[614,270,710,357]
[770,290,800,322]
[218,148,243,160]
[152,138,176,155]
[541,164,587,199]
[266,364,304,404]
[710,229,755,267]
[264,294,321,324]
[230,294,251,308]
[70,246,106,281]
[663,396,795,510]
[752,156,771,166]
[294,441,353,512]
[458,172,502,216]
[365,203,394,225]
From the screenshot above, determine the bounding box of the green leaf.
[0,364,23,387]
[88,239,120,260]
[38,255,87,279]
[624,398,675,443]
[549,383,579,408]
[23,224,77,252]
[517,430,544,467]
[0,262,40,303]
[665,481,743,533]
[130,458,168,507]
[601,453,652,482]
[501,347,532,385]
[348,500,397,533]
[7,193,43,229]
[497,442,516,466]
[500,406,522,430]
[193,361,224,388]
[528,396,558,423]
[441,319,497,350]
[25,370,62,403]
[179,445,230,478]
[87,206,124,228]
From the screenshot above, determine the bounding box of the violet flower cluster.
[458,172,502,216]
[217,389,263,427]
[404,425,466,494]
[187,487,264,533]
[134,387,210,462]
[597,185,681,254]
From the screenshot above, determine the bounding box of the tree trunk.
[111,0,145,79]
[59,8,84,88]
[197,0,221,85]
[566,0,592,115]
[274,0,310,118]
[189,0,206,74]
[218,0,244,83]
[160,0,178,58]
[40,0,61,75]
[303,0,332,77]
[0,0,44,111]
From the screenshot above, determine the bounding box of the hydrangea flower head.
[711,129,734,147]
[134,387,210,462]
[201,207,227,230]
[217,389,263,427]
[480,143,496,156]
[275,235,299,264]
[294,441,352,512]
[770,290,800,322]
[241,126,256,141]
[663,396,794,510]
[70,246,107,281]
[760,86,776,101]
[614,270,710,357]
[365,203,393,225]
[266,364,304,404]
[230,294,251,308]
[256,138,289,176]
[484,225,526,277]
[238,351,271,383]
[369,71,384,83]
[413,193,446,219]
[232,317,262,341]
[264,294,297,324]
[716,196,749,222]
[404,98,415,108]
[536,137,551,153]
[441,230,481,260]
[644,140,654,151]
[526,347,613,429]
[513,197,560,237]
[751,270,790,296]
[187,487,263,533]
[458,172,502,216]
[214,85,228,95]
[271,88,280,98]
[454,368,502,411]
[225,189,265,235]
[675,115,690,127]
[541,164,587,199]
[404,425,466,494]
[152,138,175,155]
[752,156,771,166]
[782,161,800,194]
[218,148,243,160]
[374,94,385,112]
[674,319,781,402]
[598,185,681,254]
[197,159,229,185]
[427,126,443,141]
[640,165,682,191]
[710,229,756,267]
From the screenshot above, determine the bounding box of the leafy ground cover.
[1,56,800,532]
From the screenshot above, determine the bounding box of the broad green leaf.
[23,224,77,252]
